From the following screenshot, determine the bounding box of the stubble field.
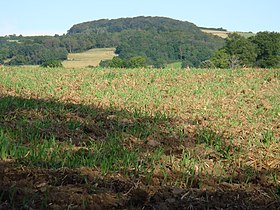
[0,66,279,209]
[62,48,116,68]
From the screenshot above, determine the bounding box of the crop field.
[201,29,230,38]
[0,66,280,209]
[62,48,116,68]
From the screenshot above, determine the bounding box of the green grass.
[0,66,279,203]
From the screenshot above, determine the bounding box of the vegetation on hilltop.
[68,16,225,67]
[69,16,194,33]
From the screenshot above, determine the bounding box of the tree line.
[0,17,279,69]
[0,17,224,67]
[210,32,280,69]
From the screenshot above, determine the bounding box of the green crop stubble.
[0,66,279,189]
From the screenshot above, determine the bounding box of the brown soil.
[1,161,279,210]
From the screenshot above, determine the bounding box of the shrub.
[41,60,63,68]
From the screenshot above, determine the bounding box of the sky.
[0,0,279,36]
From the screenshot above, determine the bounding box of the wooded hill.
[0,16,225,67]
[68,16,225,67]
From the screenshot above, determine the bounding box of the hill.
[68,16,201,34]
[67,16,225,67]
[0,17,224,68]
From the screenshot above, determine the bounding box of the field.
[201,29,255,39]
[0,66,280,209]
[62,48,116,68]
[201,29,230,38]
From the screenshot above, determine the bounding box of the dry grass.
[62,48,116,68]
[201,29,255,39]
[201,29,230,38]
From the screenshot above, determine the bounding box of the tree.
[99,56,147,68]
[210,49,230,68]
[127,56,147,68]
[8,55,28,65]
[250,32,280,68]
[41,60,63,68]
[225,33,257,67]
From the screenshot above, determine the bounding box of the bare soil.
[1,161,279,210]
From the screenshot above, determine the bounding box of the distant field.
[0,66,279,209]
[62,48,116,68]
[201,29,255,39]
[201,29,230,38]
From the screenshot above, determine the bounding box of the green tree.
[225,33,257,67]
[210,49,230,68]
[250,32,280,68]
[109,57,126,68]
[41,60,63,68]
[127,56,147,68]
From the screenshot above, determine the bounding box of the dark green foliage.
[3,16,279,68]
[0,57,5,65]
[211,49,230,68]
[99,56,147,68]
[1,17,224,67]
[68,16,225,68]
[211,33,257,68]
[225,33,257,67]
[107,57,126,68]
[199,27,227,31]
[68,16,200,34]
[250,32,280,68]
[127,56,147,68]
[211,32,280,68]
[0,35,68,66]
[41,60,63,68]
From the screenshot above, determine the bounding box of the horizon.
[0,15,277,37]
[1,0,280,36]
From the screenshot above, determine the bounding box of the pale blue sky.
[0,0,279,36]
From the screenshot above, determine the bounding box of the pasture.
[0,66,279,209]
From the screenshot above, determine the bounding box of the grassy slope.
[0,66,279,209]
[62,48,116,68]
